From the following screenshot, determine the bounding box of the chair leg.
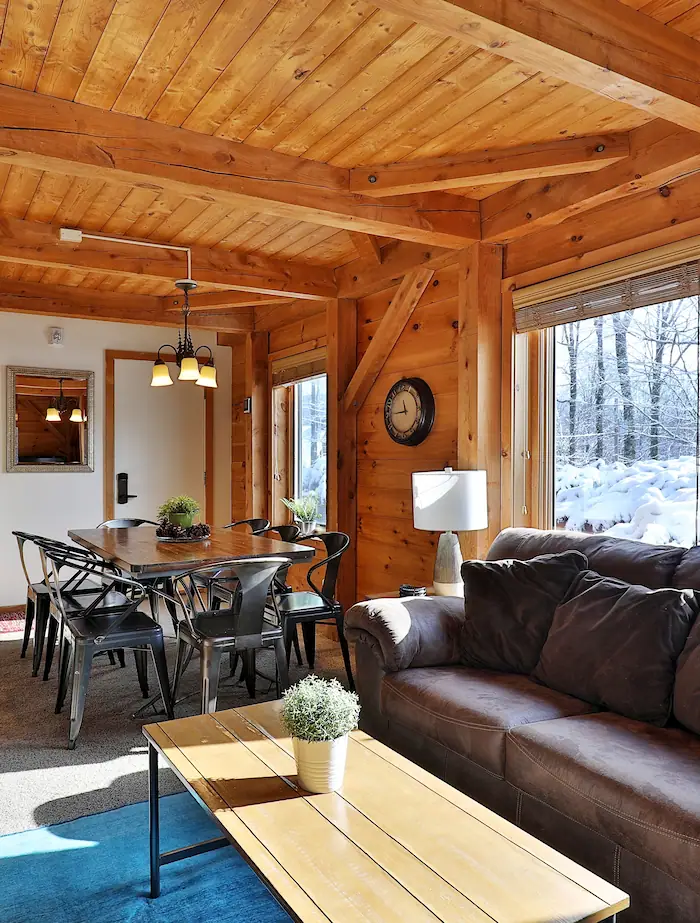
[274,638,289,696]
[292,625,303,666]
[243,650,256,699]
[134,648,149,698]
[68,642,94,750]
[20,598,34,658]
[55,639,72,714]
[43,617,59,681]
[107,650,116,666]
[200,646,222,714]
[117,649,126,668]
[32,598,50,677]
[336,614,355,692]
[150,636,174,720]
[228,650,240,677]
[301,621,317,670]
[171,636,190,705]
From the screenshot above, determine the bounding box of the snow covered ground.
[555,457,700,547]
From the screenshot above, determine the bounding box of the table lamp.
[412,467,488,596]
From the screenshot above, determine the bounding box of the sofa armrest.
[345,596,463,672]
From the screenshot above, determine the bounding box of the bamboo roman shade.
[514,262,700,333]
[271,347,326,387]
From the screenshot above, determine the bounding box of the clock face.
[384,378,435,446]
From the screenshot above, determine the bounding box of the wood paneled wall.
[356,265,460,599]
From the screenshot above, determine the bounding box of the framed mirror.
[6,366,95,473]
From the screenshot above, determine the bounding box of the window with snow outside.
[555,298,699,547]
[294,374,327,526]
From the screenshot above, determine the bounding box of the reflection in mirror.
[6,367,95,472]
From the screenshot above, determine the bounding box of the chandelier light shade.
[69,408,85,423]
[151,279,217,389]
[45,378,85,423]
[45,406,61,422]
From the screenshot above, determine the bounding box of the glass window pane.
[294,375,327,525]
[554,298,699,547]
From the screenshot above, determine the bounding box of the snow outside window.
[554,297,700,547]
[293,374,327,525]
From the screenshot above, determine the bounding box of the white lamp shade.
[69,408,84,423]
[178,356,200,381]
[195,364,217,388]
[45,406,61,422]
[151,361,173,387]
[412,468,488,532]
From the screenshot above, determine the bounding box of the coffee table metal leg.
[149,743,160,899]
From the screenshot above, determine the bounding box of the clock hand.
[402,399,407,413]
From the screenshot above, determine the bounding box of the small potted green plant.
[281,675,360,793]
[282,493,319,535]
[157,495,200,529]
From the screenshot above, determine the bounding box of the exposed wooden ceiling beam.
[349,232,383,264]
[0,279,253,332]
[0,86,479,249]
[343,269,435,413]
[336,241,458,298]
[163,291,291,314]
[373,0,700,131]
[482,121,700,243]
[350,135,630,197]
[0,216,335,300]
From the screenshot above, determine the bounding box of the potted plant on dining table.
[281,675,360,793]
[157,495,200,529]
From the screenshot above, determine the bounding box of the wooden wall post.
[327,298,358,610]
[245,331,269,520]
[458,244,504,559]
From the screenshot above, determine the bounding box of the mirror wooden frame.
[6,365,95,473]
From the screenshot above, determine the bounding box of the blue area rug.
[0,793,292,923]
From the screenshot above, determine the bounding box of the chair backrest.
[13,531,94,589]
[97,518,158,528]
[40,545,145,636]
[264,524,301,543]
[173,557,289,640]
[223,518,271,535]
[306,532,350,605]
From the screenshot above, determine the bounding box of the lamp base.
[433,531,464,597]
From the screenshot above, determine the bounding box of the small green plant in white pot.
[281,675,360,793]
[282,493,319,536]
[157,495,200,529]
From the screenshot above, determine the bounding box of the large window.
[293,374,327,525]
[553,297,700,546]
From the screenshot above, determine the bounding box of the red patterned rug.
[0,608,25,633]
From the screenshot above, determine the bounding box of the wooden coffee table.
[144,702,629,922]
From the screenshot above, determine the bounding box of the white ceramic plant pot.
[293,735,348,793]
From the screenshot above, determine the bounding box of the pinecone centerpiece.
[156,519,211,541]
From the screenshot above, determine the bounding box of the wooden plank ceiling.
[0,0,696,316]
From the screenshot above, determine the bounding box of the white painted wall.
[0,311,232,606]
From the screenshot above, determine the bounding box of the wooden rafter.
[0,216,336,300]
[0,86,480,249]
[163,291,291,314]
[0,279,253,332]
[350,135,630,197]
[343,269,435,414]
[336,241,457,299]
[372,0,700,132]
[483,121,700,243]
[349,232,383,264]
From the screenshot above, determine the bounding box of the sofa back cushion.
[533,570,698,726]
[460,551,588,674]
[674,616,700,735]
[488,528,685,589]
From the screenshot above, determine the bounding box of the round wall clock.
[384,377,435,446]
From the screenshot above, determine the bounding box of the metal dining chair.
[13,531,99,677]
[223,518,271,534]
[275,532,355,691]
[41,545,173,749]
[97,518,159,528]
[164,557,291,713]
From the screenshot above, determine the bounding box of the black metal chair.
[223,518,270,534]
[165,557,290,713]
[41,545,173,749]
[97,518,158,528]
[14,532,99,677]
[275,532,354,690]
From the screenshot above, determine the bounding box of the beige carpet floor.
[0,629,352,835]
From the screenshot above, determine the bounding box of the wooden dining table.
[67,526,315,579]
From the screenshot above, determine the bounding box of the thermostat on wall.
[48,327,64,347]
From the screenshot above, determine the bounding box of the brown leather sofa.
[346,528,700,923]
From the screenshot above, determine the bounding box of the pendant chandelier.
[151,279,217,389]
[46,379,85,423]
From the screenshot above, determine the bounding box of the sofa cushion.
[533,570,697,726]
[380,666,597,777]
[460,551,588,673]
[489,527,685,589]
[506,713,700,893]
[674,616,700,735]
